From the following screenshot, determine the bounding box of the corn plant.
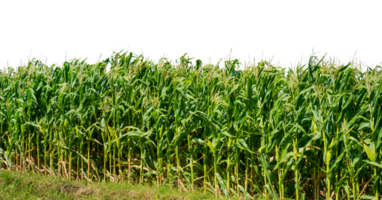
[0,52,381,199]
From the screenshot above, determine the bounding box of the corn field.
[0,52,382,200]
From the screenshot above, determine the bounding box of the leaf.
[358,122,370,131]
[220,131,235,138]
[293,124,307,134]
[107,125,120,148]
[311,131,321,140]
[215,173,228,197]
[376,128,382,149]
[363,143,375,161]
[192,138,207,146]
[328,151,346,173]
[238,185,252,199]
[354,195,377,200]
[365,161,382,169]
[206,139,215,153]
[120,131,143,139]
[274,152,294,170]
[348,136,362,148]
[73,150,89,164]
[236,139,254,154]
[342,94,353,110]
[345,105,368,129]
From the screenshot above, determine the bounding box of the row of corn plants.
[0,52,381,199]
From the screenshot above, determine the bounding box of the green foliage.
[0,52,382,200]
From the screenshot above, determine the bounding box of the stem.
[293,136,299,200]
[203,148,207,193]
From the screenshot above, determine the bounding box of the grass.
[0,170,227,200]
